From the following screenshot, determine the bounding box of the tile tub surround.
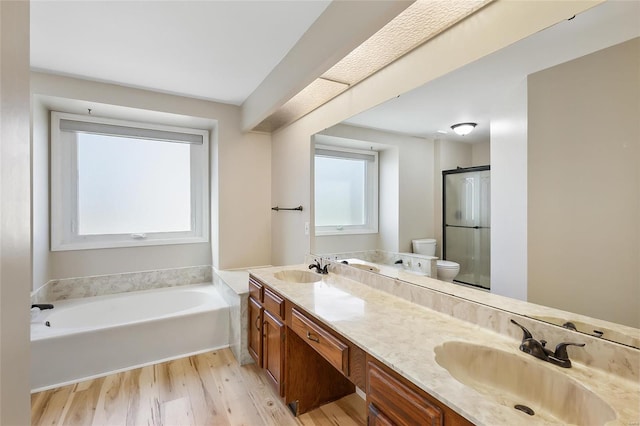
[213,268,253,365]
[31,265,212,304]
[250,265,640,425]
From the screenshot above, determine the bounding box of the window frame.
[50,111,210,251]
[314,144,379,236]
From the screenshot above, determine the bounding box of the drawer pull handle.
[306,331,320,343]
[255,316,261,331]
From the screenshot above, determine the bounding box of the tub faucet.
[510,319,585,368]
[31,303,54,310]
[309,259,328,274]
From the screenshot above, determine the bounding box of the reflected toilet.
[412,238,460,283]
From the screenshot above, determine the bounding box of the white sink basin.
[434,341,616,424]
[349,263,380,273]
[273,270,321,283]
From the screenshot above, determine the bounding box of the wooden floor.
[31,348,366,426]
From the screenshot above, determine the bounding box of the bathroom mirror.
[310,1,640,348]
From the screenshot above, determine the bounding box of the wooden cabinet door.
[263,310,285,397]
[248,297,263,367]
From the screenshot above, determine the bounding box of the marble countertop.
[249,265,640,425]
[213,269,250,295]
[350,259,640,349]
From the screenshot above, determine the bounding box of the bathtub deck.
[31,348,366,426]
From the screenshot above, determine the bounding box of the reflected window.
[314,145,378,235]
[313,283,365,321]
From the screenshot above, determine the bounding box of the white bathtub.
[31,283,229,392]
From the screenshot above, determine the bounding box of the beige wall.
[491,79,528,300]
[32,99,51,290]
[0,1,32,424]
[31,73,272,282]
[272,0,599,266]
[528,38,639,328]
[472,141,490,166]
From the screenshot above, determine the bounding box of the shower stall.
[442,166,491,289]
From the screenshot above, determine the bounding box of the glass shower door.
[443,167,491,289]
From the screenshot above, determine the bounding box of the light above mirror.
[450,122,477,136]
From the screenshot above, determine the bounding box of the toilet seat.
[437,260,459,269]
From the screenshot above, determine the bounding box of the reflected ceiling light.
[451,122,477,136]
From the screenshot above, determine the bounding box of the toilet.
[411,238,460,283]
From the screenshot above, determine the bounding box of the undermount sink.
[273,270,321,283]
[434,341,616,424]
[350,263,380,273]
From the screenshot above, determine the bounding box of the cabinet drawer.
[264,288,285,319]
[249,277,263,302]
[291,308,349,375]
[367,361,443,426]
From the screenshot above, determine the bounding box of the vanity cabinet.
[247,274,472,424]
[248,275,356,415]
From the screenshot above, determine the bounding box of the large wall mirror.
[311,1,639,348]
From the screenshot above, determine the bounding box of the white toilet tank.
[412,238,436,256]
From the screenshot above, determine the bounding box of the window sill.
[51,236,209,251]
[315,228,378,237]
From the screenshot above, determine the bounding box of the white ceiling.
[30,1,639,137]
[30,0,331,105]
[343,1,640,144]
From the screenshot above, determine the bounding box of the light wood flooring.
[31,348,366,426]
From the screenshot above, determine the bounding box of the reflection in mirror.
[311,1,639,348]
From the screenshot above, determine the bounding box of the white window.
[51,111,209,251]
[314,145,378,235]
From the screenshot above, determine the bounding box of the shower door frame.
[442,165,491,289]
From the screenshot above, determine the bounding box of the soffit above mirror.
[247,0,492,133]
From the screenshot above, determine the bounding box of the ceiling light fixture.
[451,122,477,136]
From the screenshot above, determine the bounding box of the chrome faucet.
[510,319,585,368]
[308,259,328,274]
